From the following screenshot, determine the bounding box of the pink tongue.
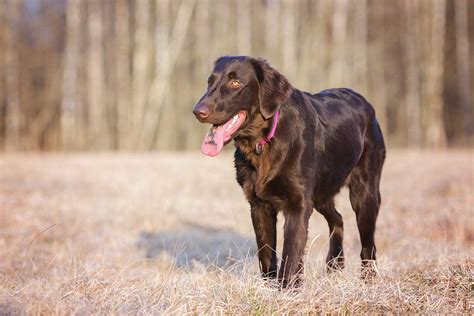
[201,124,228,156]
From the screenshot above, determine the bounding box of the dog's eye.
[229,80,242,89]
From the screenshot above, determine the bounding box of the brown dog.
[193,56,386,287]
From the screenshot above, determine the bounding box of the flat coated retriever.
[193,56,386,287]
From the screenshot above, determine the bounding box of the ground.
[0,150,473,314]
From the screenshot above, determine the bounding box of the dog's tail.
[371,117,386,159]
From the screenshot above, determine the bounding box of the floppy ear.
[249,58,293,119]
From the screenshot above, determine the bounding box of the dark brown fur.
[193,56,386,287]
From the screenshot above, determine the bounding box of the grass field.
[1,150,473,314]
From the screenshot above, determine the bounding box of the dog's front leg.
[279,202,312,287]
[250,200,278,279]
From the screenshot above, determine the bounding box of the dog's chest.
[240,159,296,210]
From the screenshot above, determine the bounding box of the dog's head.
[193,56,292,156]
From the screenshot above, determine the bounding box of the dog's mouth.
[201,111,247,156]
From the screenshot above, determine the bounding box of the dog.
[193,56,386,287]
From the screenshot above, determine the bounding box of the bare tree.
[103,1,119,149]
[61,0,81,150]
[115,0,132,150]
[195,0,210,74]
[191,0,211,148]
[353,0,368,94]
[312,0,332,91]
[264,0,280,64]
[146,0,195,149]
[424,0,447,147]
[282,0,297,81]
[145,0,171,150]
[330,0,349,87]
[0,3,7,149]
[130,0,152,149]
[368,1,387,135]
[212,0,231,58]
[237,0,251,56]
[455,0,472,143]
[404,0,422,147]
[87,0,108,149]
[4,0,21,151]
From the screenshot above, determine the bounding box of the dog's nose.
[193,103,210,120]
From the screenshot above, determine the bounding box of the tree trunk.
[237,0,251,56]
[0,3,7,149]
[115,0,131,150]
[282,0,297,80]
[190,0,210,148]
[424,0,447,147]
[61,0,81,150]
[130,0,151,149]
[146,0,171,149]
[454,0,472,143]
[148,0,195,149]
[404,0,422,147]
[368,1,387,135]
[330,0,349,87]
[87,0,107,149]
[103,1,119,150]
[265,0,280,64]
[4,0,21,151]
[354,0,368,94]
[212,0,230,58]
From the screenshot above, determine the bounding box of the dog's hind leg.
[315,199,345,271]
[348,118,385,278]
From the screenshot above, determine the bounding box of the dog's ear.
[249,58,292,119]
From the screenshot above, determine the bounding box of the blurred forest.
[0,0,472,151]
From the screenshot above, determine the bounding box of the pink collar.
[255,111,279,154]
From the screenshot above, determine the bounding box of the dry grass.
[0,150,473,314]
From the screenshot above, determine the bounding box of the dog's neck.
[234,109,285,167]
[255,111,279,154]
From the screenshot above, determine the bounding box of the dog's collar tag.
[255,110,279,155]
